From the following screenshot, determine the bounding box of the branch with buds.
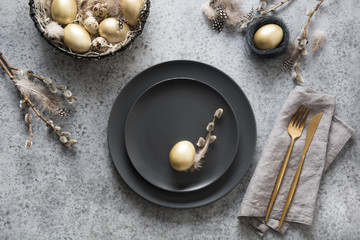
[283,0,326,83]
[191,108,223,171]
[0,51,77,148]
[239,0,292,29]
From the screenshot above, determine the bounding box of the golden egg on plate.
[169,141,196,172]
[120,0,145,26]
[253,24,284,50]
[63,24,91,53]
[51,0,78,25]
[98,18,130,43]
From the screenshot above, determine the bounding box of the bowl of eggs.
[29,0,150,59]
[245,16,289,57]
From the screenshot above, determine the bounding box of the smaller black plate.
[124,78,239,192]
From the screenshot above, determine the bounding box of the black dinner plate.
[124,78,239,192]
[108,60,256,208]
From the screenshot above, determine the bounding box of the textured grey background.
[0,0,359,239]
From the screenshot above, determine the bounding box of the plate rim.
[108,60,257,208]
[124,77,240,193]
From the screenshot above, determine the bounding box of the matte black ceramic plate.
[108,60,256,208]
[124,78,239,192]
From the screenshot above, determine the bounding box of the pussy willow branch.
[11,65,72,96]
[294,54,302,80]
[240,0,292,28]
[25,71,77,102]
[204,115,217,141]
[295,0,325,78]
[0,51,76,147]
[192,108,222,171]
[0,54,61,136]
[26,103,34,149]
[260,0,292,15]
[0,54,50,126]
[302,0,325,39]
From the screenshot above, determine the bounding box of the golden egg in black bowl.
[245,16,289,58]
[29,0,150,59]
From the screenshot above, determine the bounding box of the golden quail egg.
[169,141,196,172]
[254,24,284,50]
[63,24,91,53]
[51,0,78,25]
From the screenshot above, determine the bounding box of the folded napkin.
[238,86,355,235]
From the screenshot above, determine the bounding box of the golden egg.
[120,0,145,26]
[51,0,78,25]
[169,141,196,172]
[63,24,91,53]
[98,18,130,43]
[253,24,284,50]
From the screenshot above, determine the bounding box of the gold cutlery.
[278,112,323,228]
[265,105,311,222]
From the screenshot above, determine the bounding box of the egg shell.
[120,0,145,26]
[63,24,91,53]
[169,141,196,172]
[98,18,130,43]
[51,0,78,25]
[253,24,284,50]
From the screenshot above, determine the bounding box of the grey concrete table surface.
[0,0,359,239]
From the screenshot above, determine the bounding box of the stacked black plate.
[108,60,256,208]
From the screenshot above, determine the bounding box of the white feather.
[45,21,64,41]
[202,3,217,20]
[311,30,326,51]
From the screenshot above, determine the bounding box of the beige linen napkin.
[237,86,355,235]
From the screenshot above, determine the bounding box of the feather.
[191,135,211,171]
[311,30,326,51]
[106,0,122,17]
[202,3,217,20]
[15,71,64,115]
[288,41,298,58]
[282,41,300,70]
[202,0,244,26]
[45,21,64,41]
[218,0,243,26]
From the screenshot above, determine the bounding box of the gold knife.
[278,112,323,228]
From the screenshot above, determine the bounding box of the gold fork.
[264,105,311,222]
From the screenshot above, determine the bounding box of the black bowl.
[29,0,150,59]
[245,16,289,58]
